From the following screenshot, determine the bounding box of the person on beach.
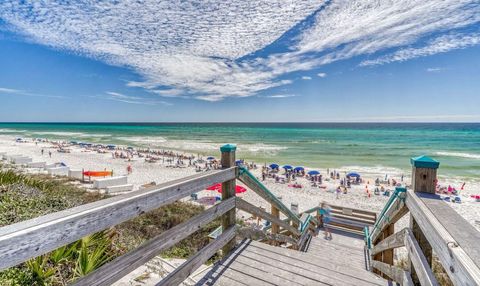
[48,151,52,158]
[318,202,332,240]
[41,149,44,155]
[127,164,132,174]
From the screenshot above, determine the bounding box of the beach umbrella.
[283,165,293,170]
[308,170,320,175]
[347,172,361,178]
[207,156,215,160]
[207,183,247,194]
[235,160,243,166]
[294,166,304,172]
[269,163,279,169]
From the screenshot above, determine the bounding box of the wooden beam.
[406,189,480,285]
[0,167,236,270]
[237,169,301,224]
[371,228,407,256]
[236,227,297,245]
[370,197,408,243]
[372,260,408,285]
[220,144,237,255]
[156,226,236,286]
[405,230,439,286]
[236,198,300,236]
[72,197,235,286]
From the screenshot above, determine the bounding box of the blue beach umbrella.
[347,172,361,178]
[235,160,243,166]
[269,163,279,169]
[207,156,215,160]
[308,170,320,175]
[283,165,293,170]
[294,166,304,172]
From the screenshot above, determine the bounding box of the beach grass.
[0,167,220,285]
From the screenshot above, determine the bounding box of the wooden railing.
[0,144,315,285]
[366,157,480,286]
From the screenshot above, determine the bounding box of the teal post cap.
[220,144,237,152]
[395,186,407,192]
[410,155,440,169]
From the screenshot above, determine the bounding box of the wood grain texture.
[371,260,406,284]
[370,228,407,256]
[236,198,300,236]
[405,230,439,286]
[406,189,480,286]
[72,197,235,286]
[156,226,236,286]
[0,168,236,270]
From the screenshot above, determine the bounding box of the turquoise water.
[0,123,479,179]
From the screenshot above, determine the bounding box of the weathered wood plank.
[406,189,480,285]
[237,169,301,224]
[420,192,480,269]
[404,230,439,286]
[72,197,235,286]
[156,226,236,286]
[220,145,237,255]
[237,227,297,245]
[371,198,407,243]
[371,228,407,256]
[0,168,236,270]
[371,260,406,284]
[236,197,300,236]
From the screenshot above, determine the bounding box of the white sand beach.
[1,134,479,232]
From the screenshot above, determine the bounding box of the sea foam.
[436,151,480,160]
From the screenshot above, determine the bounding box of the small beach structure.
[93,175,128,189]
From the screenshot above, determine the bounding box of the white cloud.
[105,91,171,106]
[301,76,312,80]
[317,72,327,78]
[0,87,63,98]
[0,1,479,101]
[263,94,298,98]
[361,33,480,66]
[426,67,444,72]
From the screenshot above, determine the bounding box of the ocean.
[0,123,479,180]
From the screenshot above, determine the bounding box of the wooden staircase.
[197,235,388,286]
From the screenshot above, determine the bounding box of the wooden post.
[409,155,439,285]
[291,203,299,229]
[271,196,281,235]
[220,144,236,255]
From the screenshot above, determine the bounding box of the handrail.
[369,187,406,238]
[237,167,301,224]
[73,197,236,286]
[0,167,237,271]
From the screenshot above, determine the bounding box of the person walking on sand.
[318,202,332,240]
[127,164,132,175]
[41,149,44,156]
[48,151,52,158]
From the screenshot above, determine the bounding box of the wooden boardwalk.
[196,233,388,286]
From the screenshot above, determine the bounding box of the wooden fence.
[0,144,314,285]
[366,156,480,286]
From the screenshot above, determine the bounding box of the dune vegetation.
[0,165,220,285]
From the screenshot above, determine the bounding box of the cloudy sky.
[0,1,479,122]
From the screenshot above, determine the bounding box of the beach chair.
[454,196,461,203]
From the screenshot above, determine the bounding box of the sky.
[0,1,479,122]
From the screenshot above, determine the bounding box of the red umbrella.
[206,183,247,194]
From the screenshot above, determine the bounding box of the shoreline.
[1,134,478,231]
